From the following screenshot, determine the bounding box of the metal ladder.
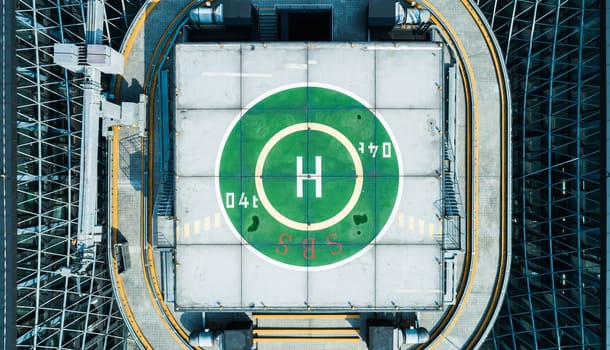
[442,143,460,217]
[258,7,278,41]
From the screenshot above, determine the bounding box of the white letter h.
[296,156,322,198]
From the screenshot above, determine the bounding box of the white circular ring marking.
[216,82,404,271]
[254,122,363,231]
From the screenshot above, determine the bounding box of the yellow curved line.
[139,135,190,349]
[111,125,155,350]
[458,1,509,347]
[141,1,207,348]
[111,1,193,349]
[137,1,207,346]
[110,1,161,348]
[115,0,160,97]
[410,25,473,344]
[112,2,507,349]
[123,0,160,65]
[418,1,480,348]
[419,1,509,349]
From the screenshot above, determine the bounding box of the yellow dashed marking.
[194,220,200,235]
[418,219,425,235]
[408,216,414,231]
[429,223,436,237]
[204,216,211,231]
[398,213,404,228]
[438,222,443,235]
[183,223,190,238]
[215,213,221,228]
[176,225,180,241]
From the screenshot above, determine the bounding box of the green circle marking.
[217,84,401,269]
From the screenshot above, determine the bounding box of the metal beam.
[1,0,17,348]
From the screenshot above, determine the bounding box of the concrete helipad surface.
[173,43,448,310]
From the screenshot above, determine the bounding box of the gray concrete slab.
[379,109,442,177]
[175,109,236,177]
[307,43,376,105]
[176,44,242,109]
[375,244,442,308]
[175,176,240,245]
[375,43,443,109]
[377,177,441,245]
[175,244,242,308]
[241,43,308,106]
[242,248,308,307]
[307,247,376,307]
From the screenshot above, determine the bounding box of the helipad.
[108,1,511,348]
[174,42,451,310]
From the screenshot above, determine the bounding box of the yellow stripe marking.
[421,4,479,345]
[122,1,160,65]
[418,219,425,235]
[193,220,200,235]
[115,0,160,97]
[398,213,404,228]
[214,213,221,228]
[115,1,202,349]
[204,216,211,231]
[143,2,218,348]
[429,223,436,237]
[408,216,414,231]
[111,127,155,349]
[254,337,360,343]
[254,329,360,335]
[416,1,510,349]
[253,314,360,320]
[183,223,190,238]
[454,1,508,348]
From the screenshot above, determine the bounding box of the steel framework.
[5,0,604,348]
[476,0,603,348]
[13,0,144,349]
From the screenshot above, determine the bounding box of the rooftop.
[109,0,511,348]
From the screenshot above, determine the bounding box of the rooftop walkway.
[110,1,198,349]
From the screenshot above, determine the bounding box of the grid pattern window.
[476,0,603,349]
[14,0,144,348]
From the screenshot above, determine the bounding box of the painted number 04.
[358,142,392,158]
[225,192,259,209]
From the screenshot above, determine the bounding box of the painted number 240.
[358,142,392,158]
[225,192,259,209]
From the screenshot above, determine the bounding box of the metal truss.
[14,0,144,348]
[475,0,603,348]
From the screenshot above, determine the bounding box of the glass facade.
[12,0,143,348]
[3,0,605,348]
[477,0,604,348]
